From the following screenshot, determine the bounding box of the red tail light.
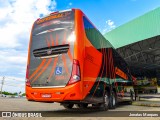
[26,65,31,87]
[67,59,81,85]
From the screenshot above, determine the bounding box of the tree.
[22,93,26,96]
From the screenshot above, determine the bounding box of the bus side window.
[113,50,132,81]
[83,16,113,49]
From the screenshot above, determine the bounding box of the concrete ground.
[133,94,160,107]
[0,97,159,120]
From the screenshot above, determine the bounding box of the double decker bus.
[26,9,135,110]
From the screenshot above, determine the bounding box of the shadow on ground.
[41,102,132,117]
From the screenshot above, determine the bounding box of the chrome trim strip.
[32,86,65,88]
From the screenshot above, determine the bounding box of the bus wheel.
[76,103,88,108]
[62,103,74,109]
[109,91,117,109]
[101,91,109,111]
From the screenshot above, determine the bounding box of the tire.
[62,103,74,109]
[109,91,117,109]
[101,91,109,111]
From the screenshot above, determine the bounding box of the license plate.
[41,94,51,98]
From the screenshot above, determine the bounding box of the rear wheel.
[109,91,117,109]
[101,91,109,111]
[62,103,74,109]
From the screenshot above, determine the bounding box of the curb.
[132,101,160,107]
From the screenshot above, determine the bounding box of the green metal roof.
[104,7,160,48]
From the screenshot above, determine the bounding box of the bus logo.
[55,67,62,75]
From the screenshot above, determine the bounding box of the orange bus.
[26,9,135,110]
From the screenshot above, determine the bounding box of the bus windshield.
[29,10,75,87]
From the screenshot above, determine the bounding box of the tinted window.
[113,49,132,81]
[83,16,113,49]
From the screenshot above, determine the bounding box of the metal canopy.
[104,7,160,49]
[103,7,160,77]
[116,35,160,76]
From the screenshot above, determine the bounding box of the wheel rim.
[112,94,116,106]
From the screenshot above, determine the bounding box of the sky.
[0,0,160,93]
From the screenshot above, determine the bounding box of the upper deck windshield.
[33,11,74,37]
[29,10,75,87]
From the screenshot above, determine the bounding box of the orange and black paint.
[26,9,134,103]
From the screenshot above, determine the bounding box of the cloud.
[0,49,27,65]
[102,19,116,34]
[0,49,27,78]
[48,0,57,11]
[66,2,73,8]
[106,20,114,27]
[0,0,57,92]
[0,0,57,48]
[69,2,72,6]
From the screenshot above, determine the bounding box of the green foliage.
[1,91,25,96]
[2,91,14,95]
[22,93,26,96]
